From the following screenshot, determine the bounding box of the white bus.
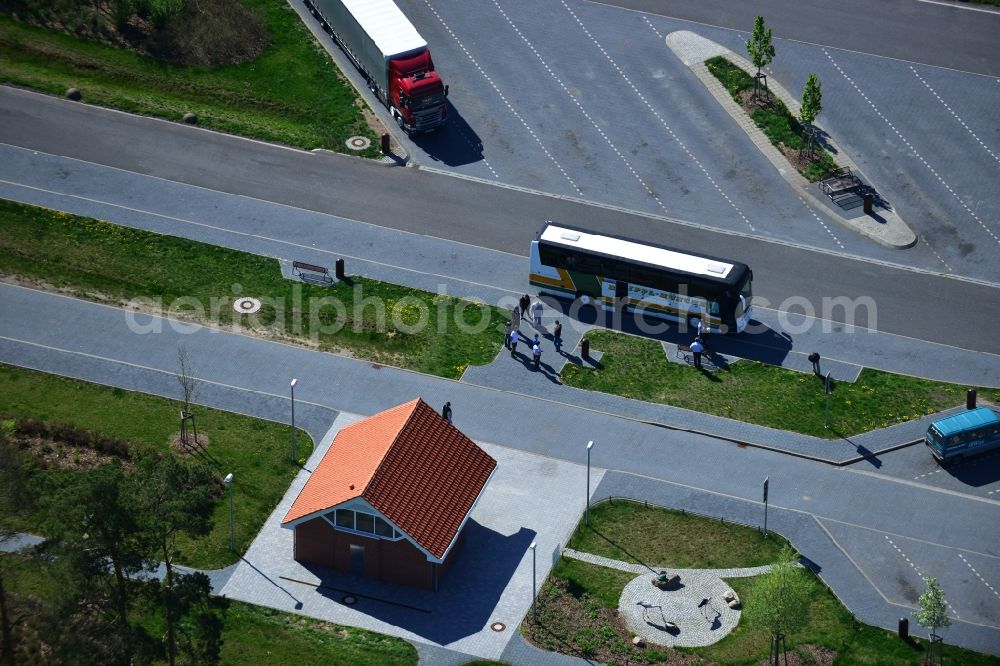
[529,222,753,334]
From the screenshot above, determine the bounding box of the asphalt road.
[594,0,1000,77]
[3,87,998,354]
[1,283,998,653]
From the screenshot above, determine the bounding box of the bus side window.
[948,435,961,447]
[710,301,720,315]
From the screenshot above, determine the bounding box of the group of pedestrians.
[504,294,562,371]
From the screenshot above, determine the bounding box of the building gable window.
[327,508,404,540]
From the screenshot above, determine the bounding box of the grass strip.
[1,553,418,665]
[0,200,505,379]
[705,55,837,182]
[0,2,379,156]
[561,330,997,438]
[0,363,310,569]
[567,499,787,569]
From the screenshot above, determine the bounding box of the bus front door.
[615,280,629,310]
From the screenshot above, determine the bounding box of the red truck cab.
[389,50,448,134]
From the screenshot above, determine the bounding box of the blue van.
[925,407,1000,465]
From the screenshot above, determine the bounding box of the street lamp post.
[586,440,594,526]
[529,541,537,623]
[824,372,832,430]
[224,473,234,551]
[290,378,298,464]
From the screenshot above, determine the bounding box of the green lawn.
[567,499,786,569]
[562,330,997,438]
[526,503,1000,665]
[1,553,418,665]
[0,363,310,569]
[0,1,379,155]
[0,200,505,379]
[705,55,837,182]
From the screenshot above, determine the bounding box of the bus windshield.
[739,274,753,302]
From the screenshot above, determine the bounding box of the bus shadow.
[539,295,793,365]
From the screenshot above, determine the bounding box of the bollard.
[381,133,391,155]
[335,258,345,280]
[863,192,874,215]
[898,617,909,641]
[967,389,977,410]
[581,337,590,359]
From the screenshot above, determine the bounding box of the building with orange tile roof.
[282,398,497,590]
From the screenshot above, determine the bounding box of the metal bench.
[292,260,333,284]
[820,167,865,209]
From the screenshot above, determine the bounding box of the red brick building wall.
[294,517,467,591]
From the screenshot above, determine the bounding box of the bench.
[820,167,865,209]
[292,260,333,284]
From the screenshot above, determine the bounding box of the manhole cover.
[342,595,357,605]
[346,136,371,151]
[490,622,506,632]
[233,297,262,314]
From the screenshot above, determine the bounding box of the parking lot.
[381,0,1000,283]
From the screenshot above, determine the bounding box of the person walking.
[519,293,531,319]
[532,333,540,349]
[553,320,562,352]
[442,401,453,423]
[503,320,512,349]
[511,306,521,332]
[532,343,541,369]
[690,336,704,370]
[510,329,519,358]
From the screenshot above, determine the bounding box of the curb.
[285,0,412,167]
[665,31,917,250]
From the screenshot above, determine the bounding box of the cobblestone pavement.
[564,548,770,647]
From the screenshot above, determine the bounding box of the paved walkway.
[665,30,917,249]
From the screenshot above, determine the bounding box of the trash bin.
[581,337,590,359]
[967,389,977,410]
[864,192,874,215]
[898,617,909,640]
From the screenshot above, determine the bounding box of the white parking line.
[958,554,1000,601]
[489,0,672,216]
[884,535,961,619]
[421,0,582,196]
[797,196,845,250]
[916,0,1000,14]
[913,468,943,481]
[557,7,756,232]
[910,65,1000,166]
[454,122,499,180]
[824,49,1000,250]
